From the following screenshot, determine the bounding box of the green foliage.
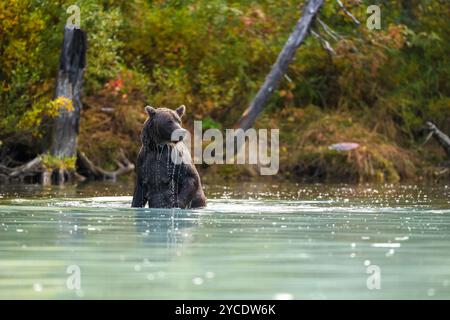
[0,0,123,137]
[42,153,76,170]
[202,117,222,130]
[78,0,123,93]
[18,97,74,137]
[0,0,47,136]
[122,0,305,120]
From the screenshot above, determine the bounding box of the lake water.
[0,182,449,299]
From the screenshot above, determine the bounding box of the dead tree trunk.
[52,27,86,157]
[50,28,134,182]
[49,27,87,183]
[234,0,324,130]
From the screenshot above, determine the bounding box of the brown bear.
[131,105,206,209]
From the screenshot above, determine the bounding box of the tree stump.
[48,27,87,184]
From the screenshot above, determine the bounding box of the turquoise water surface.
[0,182,449,299]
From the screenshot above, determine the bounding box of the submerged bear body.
[132,106,206,209]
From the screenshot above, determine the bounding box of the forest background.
[1,0,449,183]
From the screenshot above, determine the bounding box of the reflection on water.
[0,182,449,299]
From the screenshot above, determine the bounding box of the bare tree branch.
[425,121,450,157]
[336,0,360,26]
[317,18,341,40]
[311,30,336,55]
[77,150,135,181]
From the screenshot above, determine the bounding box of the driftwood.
[77,150,134,181]
[0,157,43,184]
[234,0,324,130]
[8,157,43,178]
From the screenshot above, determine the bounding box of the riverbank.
[77,91,449,184]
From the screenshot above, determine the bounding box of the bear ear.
[176,105,186,118]
[145,105,156,117]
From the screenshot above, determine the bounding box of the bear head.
[141,105,187,146]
